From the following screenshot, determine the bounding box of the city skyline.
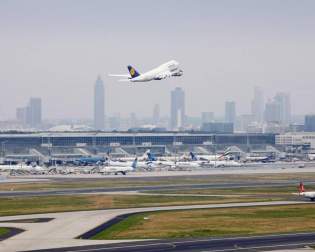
[1,1,315,120]
[8,83,299,132]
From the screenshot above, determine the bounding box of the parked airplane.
[189,152,231,162]
[100,158,137,175]
[74,156,106,166]
[109,60,183,82]
[296,182,315,201]
[244,155,273,163]
[211,160,242,167]
[0,164,47,174]
[114,150,151,162]
[173,160,201,168]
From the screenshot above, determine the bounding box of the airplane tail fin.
[189,152,197,161]
[299,182,305,194]
[147,152,157,162]
[142,149,150,160]
[131,157,138,169]
[127,65,140,78]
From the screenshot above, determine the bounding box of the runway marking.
[65,232,315,252]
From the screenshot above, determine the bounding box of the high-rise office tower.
[94,76,105,130]
[274,92,291,125]
[251,86,264,123]
[27,97,42,128]
[264,99,281,123]
[16,107,27,124]
[170,87,185,130]
[225,101,236,124]
[305,115,315,132]
[153,104,160,125]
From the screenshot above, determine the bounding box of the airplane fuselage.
[130,60,183,82]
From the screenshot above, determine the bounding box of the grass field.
[91,204,315,240]
[1,172,315,191]
[0,193,282,216]
[0,227,10,238]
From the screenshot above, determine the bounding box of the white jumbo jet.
[100,158,137,175]
[109,60,183,82]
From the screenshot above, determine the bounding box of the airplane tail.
[147,152,157,161]
[131,157,138,169]
[299,182,305,194]
[189,152,197,161]
[127,65,140,78]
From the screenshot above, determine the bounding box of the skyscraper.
[152,104,160,125]
[274,92,291,125]
[264,99,281,123]
[16,107,27,124]
[225,101,236,124]
[94,76,105,130]
[26,98,42,128]
[251,86,264,123]
[305,115,315,132]
[170,87,185,130]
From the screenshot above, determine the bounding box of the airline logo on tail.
[127,65,140,78]
[299,182,305,194]
[189,152,198,161]
[147,152,157,161]
[131,158,138,169]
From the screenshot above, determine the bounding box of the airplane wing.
[155,71,171,80]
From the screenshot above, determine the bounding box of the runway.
[0,180,311,197]
[0,201,308,252]
[29,232,315,252]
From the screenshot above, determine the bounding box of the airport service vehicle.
[109,60,183,82]
[100,158,137,175]
[308,154,315,161]
[296,182,315,201]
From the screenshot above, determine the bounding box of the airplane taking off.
[296,182,315,201]
[109,60,183,82]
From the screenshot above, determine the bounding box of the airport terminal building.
[0,132,276,160]
[0,132,276,147]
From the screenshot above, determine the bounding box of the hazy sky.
[1,0,315,120]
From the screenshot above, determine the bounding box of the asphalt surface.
[0,181,311,197]
[0,201,307,252]
[27,232,315,252]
